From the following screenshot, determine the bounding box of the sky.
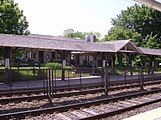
[14,0,137,37]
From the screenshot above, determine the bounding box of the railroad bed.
[37,91,161,120]
[0,86,140,114]
[0,83,161,119]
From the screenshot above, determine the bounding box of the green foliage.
[115,54,124,67]
[105,26,142,46]
[143,33,159,49]
[104,4,161,67]
[63,28,101,41]
[0,0,29,35]
[45,62,62,69]
[45,62,73,69]
[108,4,161,48]
[0,0,30,60]
[63,29,86,39]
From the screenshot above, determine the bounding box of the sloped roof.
[101,40,143,54]
[29,34,86,42]
[0,33,114,52]
[0,33,160,56]
[101,40,130,51]
[139,47,161,56]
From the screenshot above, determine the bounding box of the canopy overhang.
[0,33,161,57]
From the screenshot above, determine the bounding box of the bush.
[45,62,62,69]
[45,62,73,69]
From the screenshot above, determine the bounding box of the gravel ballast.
[101,100,161,120]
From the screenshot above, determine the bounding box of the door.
[39,51,44,63]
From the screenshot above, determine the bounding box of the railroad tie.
[55,113,72,120]
[71,111,89,118]
[82,108,99,115]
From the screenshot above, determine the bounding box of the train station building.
[0,33,161,70]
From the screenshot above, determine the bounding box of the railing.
[0,66,161,96]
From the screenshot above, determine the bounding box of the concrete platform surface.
[124,107,161,120]
[0,74,160,91]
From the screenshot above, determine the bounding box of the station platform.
[124,107,161,120]
[0,74,160,91]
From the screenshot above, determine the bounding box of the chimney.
[86,35,96,42]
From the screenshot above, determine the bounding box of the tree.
[104,26,142,46]
[110,4,161,48]
[143,33,159,49]
[63,28,102,41]
[0,0,29,35]
[0,0,29,61]
[63,29,86,39]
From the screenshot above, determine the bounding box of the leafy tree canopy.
[143,33,159,49]
[105,4,161,48]
[63,28,101,41]
[105,4,161,66]
[104,26,142,46]
[0,0,29,35]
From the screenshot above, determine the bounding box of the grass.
[0,66,161,82]
[0,67,90,82]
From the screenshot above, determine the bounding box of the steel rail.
[0,79,161,104]
[0,88,161,119]
[80,95,161,120]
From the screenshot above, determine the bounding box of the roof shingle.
[0,34,114,52]
[139,47,161,56]
[0,33,160,56]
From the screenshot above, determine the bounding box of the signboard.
[5,58,10,68]
[103,60,106,67]
[63,60,66,68]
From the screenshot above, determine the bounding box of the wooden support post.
[140,56,144,66]
[47,69,53,106]
[139,66,144,90]
[92,53,96,75]
[4,47,12,68]
[149,56,155,75]
[95,53,98,68]
[111,54,116,75]
[68,51,71,66]
[151,57,155,75]
[102,53,106,67]
[102,53,108,95]
[128,53,133,75]
[61,51,66,81]
[4,47,12,83]
[75,54,79,68]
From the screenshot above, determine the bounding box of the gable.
[117,41,143,54]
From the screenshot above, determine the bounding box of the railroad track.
[0,79,161,104]
[0,79,161,105]
[1,88,161,119]
[0,86,139,114]
[0,79,160,116]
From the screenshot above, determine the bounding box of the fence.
[0,66,161,96]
